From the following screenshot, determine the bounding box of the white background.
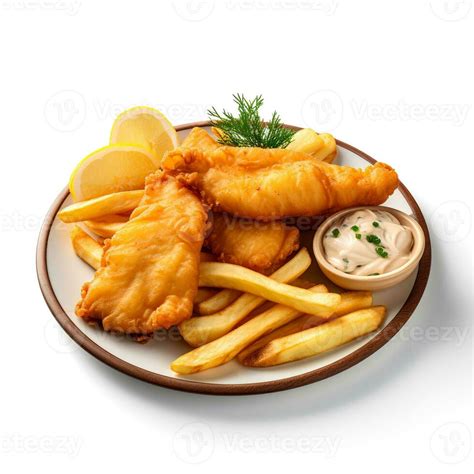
[0,0,472,472]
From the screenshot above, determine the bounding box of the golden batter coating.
[76,172,207,334]
[206,214,299,274]
[162,144,399,220]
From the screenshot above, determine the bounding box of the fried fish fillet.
[162,144,399,220]
[76,172,207,334]
[206,214,300,274]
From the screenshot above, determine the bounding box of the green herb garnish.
[332,228,340,238]
[366,234,381,245]
[343,258,349,263]
[355,233,361,240]
[351,225,359,232]
[372,221,380,227]
[376,247,389,258]
[208,94,295,148]
[369,273,380,276]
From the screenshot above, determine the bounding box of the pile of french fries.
[61,192,386,375]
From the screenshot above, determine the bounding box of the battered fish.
[76,172,207,334]
[206,214,300,274]
[162,145,399,220]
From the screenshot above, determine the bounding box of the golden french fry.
[171,285,328,374]
[58,190,144,223]
[242,306,386,367]
[194,288,218,305]
[198,261,340,316]
[314,133,337,163]
[331,291,373,318]
[85,214,129,238]
[287,129,337,163]
[237,314,323,363]
[237,290,372,362]
[70,226,103,270]
[235,279,316,327]
[287,128,325,155]
[197,289,241,315]
[179,248,312,347]
[201,277,316,321]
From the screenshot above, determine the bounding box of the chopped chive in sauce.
[355,233,362,240]
[366,234,381,245]
[376,247,388,258]
[331,228,340,238]
[351,225,359,232]
[343,258,349,263]
[369,273,380,276]
[372,221,380,227]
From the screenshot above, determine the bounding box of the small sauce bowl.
[313,206,425,291]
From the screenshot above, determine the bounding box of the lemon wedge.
[69,145,157,202]
[109,106,178,166]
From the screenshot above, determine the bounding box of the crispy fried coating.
[76,172,207,334]
[206,214,300,274]
[162,142,399,220]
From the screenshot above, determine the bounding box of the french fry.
[314,133,337,163]
[241,306,386,367]
[197,289,241,315]
[179,249,312,347]
[85,214,128,238]
[197,277,316,317]
[287,128,325,155]
[199,259,305,316]
[235,279,316,327]
[194,288,218,304]
[331,291,373,318]
[198,261,340,316]
[287,129,337,163]
[70,226,103,270]
[237,290,372,362]
[237,315,323,363]
[171,285,328,374]
[58,190,144,223]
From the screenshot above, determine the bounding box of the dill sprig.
[208,94,295,148]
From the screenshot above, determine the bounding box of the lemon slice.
[109,106,178,166]
[69,145,157,201]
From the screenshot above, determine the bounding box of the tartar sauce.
[323,209,413,276]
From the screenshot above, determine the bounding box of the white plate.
[37,122,431,395]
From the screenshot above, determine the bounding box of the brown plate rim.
[36,121,432,396]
